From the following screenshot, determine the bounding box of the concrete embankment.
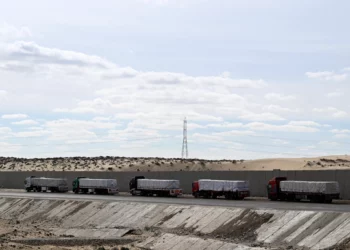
[0,197,350,249]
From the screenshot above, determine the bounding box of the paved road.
[1,190,350,212]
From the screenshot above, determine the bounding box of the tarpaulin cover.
[280,181,339,194]
[198,179,250,192]
[137,179,180,190]
[79,178,117,189]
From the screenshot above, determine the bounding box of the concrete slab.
[298,213,347,248]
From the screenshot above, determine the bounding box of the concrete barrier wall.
[0,170,349,199]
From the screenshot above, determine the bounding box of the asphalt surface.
[1,190,350,213]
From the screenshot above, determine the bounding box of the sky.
[1,0,350,159]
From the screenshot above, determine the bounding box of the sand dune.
[1,155,350,171]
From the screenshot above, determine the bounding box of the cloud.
[207,122,243,128]
[12,130,49,138]
[306,71,347,81]
[262,104,298,113]
[53,98,116,114]
[45,119,118,130]
[12,119,38,125]
[2,113,28,119]
[318,141,339,147]
[238,112,285,121]
[101,67,139,79]
[288,121,322,127]
[330,129,350,139]
[264,93,296,101]
[326,91,344,98]
[244,122,320,132]
[0,23,31,41]
[313,107,347,118]
[212,130,255,136]
[271,139,289,145]
[139,71,266,88]
[0,90,7,100]
[0,127,12,134]
[5,41,115,69]
[330,129,350,134]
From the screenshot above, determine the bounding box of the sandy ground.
[1,155,350,172]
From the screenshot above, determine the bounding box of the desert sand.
[1,155,350,171]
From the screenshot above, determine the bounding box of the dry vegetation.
[1,155,350,171]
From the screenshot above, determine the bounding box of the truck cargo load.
[129,176,182,197]
[73,177,118,195]
[198,179,249,192]
[25,176,68,193]
[280,181,339,195]
[137,179,180,190]
[193,179,250,200]
[267,177,340,203]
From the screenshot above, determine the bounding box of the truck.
[192,179,250,200]
[72,177,118,195]
[24,176,68,193]
[129,176,182,197]
[267,177,340,203]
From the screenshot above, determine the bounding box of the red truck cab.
[267,177,287,200]
[192,181,199,197]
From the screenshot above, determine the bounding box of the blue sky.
[0,0,350,159]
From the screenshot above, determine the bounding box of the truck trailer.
[24,176,68,193]
[72,177,118,195]
[192,179,250,200]
[129,176,182,197]
[267,177,340,203]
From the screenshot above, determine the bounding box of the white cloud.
[306,71,347,81]
[330,129,350,134]
[0,90,8,99]
[0,127,12,134]
[313,107,347,118]
[212,130,255,136]
[288,121,322,127]
[207,122,243,128]
[0,23,31,41]
[326,91,344,98]
[271,139,289,145]
[139,71,266,88]
[318,141,339,147]
[12,130,49,138]
[101,67,139,79]
[264,93,296,101]
[0,142,21,155]
[12,119,38,125]
[238,112,285,121]
[1,113,28,119]
[262,104,298,113]
[5,41,115,69]
[298,145,316,151]
[244,122,320,133]
[45,119,119,130]
[329,129,350,139]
